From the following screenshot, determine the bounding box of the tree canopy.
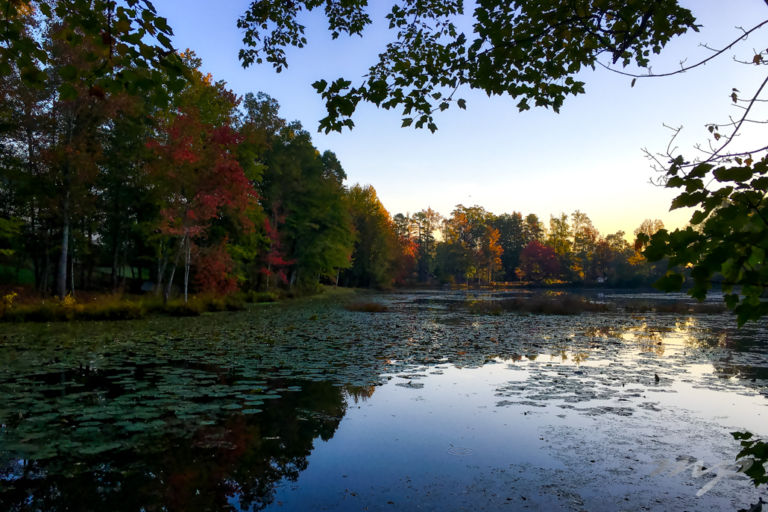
[237,0,697,132]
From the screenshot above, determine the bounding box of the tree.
[238,1,696,132]
[410,208,442,282]
[147,54,255,302]
[341,184,399,288]
[2,1,182,107]
[517,241,560,283]
[440,205,485,284]
[492,212,526,281]
[570,210,599,281]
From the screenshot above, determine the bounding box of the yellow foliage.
[2,292,18,309]
[60,294,77,307]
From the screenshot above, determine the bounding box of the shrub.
[245,291,278,303]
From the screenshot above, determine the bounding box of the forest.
[0,4,672,309]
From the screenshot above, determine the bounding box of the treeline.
[389,208,667,287]
[0,5,666,300]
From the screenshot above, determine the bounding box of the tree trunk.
[41,246,50,294]
[57,198,70,299]
[112,240,121,291]
[156,243,167,297]
[163,235,186,303]
[183,233,190,303]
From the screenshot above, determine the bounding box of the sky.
[153,1,768,238]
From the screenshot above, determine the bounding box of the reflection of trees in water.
[345,384,376,404]
[0,380,348,512]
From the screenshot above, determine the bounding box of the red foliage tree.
[517,241,560,283]
[194,241,238,295]
[148,109,257,300]
[260,213,294,287]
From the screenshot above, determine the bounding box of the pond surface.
[1,290,767,511]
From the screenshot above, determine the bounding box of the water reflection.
[0,290,766,510]
[0,380,350,511]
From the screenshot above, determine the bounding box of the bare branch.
[599,18,768,79]
[706,73,768,162]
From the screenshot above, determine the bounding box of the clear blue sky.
[153,0,768,237]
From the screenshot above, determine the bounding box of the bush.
[244,290,278,303]
[0,291,247,322]
[164,299,204,317]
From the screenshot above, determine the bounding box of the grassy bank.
[0,289,282,323]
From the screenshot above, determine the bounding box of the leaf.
[689,210,706,225]
[401,117,413,127]
[312,79,328,93]
[713,166,754,183]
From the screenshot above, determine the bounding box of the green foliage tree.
[410,208,442,282]
[341,184,399,288]
[491,212,525,281]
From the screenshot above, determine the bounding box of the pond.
[1,290,767,510]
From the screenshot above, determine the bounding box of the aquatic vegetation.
[344,301,389,312]
[0,290,764,509]
[469,295,613,315]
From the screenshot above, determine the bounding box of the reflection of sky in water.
[265,357,767,511]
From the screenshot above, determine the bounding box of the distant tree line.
[391,207,668,287]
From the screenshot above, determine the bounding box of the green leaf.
[689,210,707,225]
[312,79,328,93]
[688,163,713,178]
[713,166,754,183]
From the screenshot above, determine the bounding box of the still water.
[1,291,767,510]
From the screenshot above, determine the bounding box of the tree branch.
[598,18,768,79]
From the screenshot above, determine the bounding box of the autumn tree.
[517,241,560,284]
[147,54,255,301]
[438,205,502,284]
[570,210,599,282]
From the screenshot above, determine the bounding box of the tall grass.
[0,292,247,322]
